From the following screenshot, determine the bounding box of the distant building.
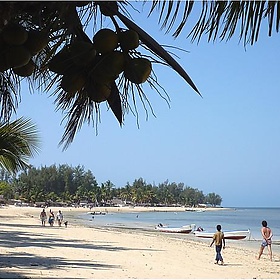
[79,201,88,207]
[110,198,125,207]
[33,202,46,207]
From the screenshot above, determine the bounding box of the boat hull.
[156,225,193,234]
[194,230,251,240]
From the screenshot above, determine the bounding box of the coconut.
[99,2,118,16]
[86,82,111,103]
[124,58,152,84]
[119,29,139,52]
[70,41,96,67]
[12,59,35,77]
[5,45,31,69]
[92,28,119,54]
[92,51,125,83]
[2,22,28,46]
[61,72,87,94]
[24,29,49,55]
[48,46,74,75]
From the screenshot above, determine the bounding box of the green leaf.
[107,82,123,124]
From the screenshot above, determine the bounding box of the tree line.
[0,164,222,207]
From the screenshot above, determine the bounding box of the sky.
[15,2,280,208]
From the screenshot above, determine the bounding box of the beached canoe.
[194,229,251,240]
[155,224,193,234]
[87,211,106,215]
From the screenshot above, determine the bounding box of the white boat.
[87,211,106,215]
[194,229,251,240]
[155,224,193,234]
[185,207,206,212]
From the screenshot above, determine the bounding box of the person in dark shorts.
[210,224,226,265]
[48,210,55,226]
[257,220,273,261]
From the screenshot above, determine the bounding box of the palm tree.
[145,1,278,46]
[119,183,132,203]
[0,1,277,149]
[0,117,40,174]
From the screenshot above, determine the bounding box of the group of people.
[39,208,67,227]
[210,220,273,265]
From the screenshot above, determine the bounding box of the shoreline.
[71,209,280,255]
[88,205,232,213]
[0,205,279,279]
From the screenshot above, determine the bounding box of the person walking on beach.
[210,224,226,265]
[257,220,273,261]
[39,208,47,226]
[48,209,55,226]
[56,210,63,227]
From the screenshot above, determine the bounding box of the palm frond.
[147,0,280,45]
[107,81,123,124]
[0,71,19,122]
[115,10,201,96]
[56,90,96,151]
[2,0,279,151]
[0,117,41,173]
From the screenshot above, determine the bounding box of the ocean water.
[78,207,280,242]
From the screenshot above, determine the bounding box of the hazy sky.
[16,3,280,208]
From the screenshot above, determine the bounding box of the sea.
[75,207,280,253]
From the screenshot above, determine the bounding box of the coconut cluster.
[48,28,152,103]
[0,22,49,77]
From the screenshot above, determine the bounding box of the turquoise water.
[79,207,280,241]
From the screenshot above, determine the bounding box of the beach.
[0,206,279,279]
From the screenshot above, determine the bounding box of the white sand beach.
[0,205,279,279]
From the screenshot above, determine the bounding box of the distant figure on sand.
[39,208,47,226]
[56,210,63,227]
[210,224,225,265]
[257,220,273,261]
[48,210,55,226]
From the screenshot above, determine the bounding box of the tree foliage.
[205,192,223,206]
[0,1,202,150]
[147,1,279,46]
[0,180,13,199]
[0,0,280,177]
[0,117,40,174]
[3,164,223,207]
[1,1,276,150]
